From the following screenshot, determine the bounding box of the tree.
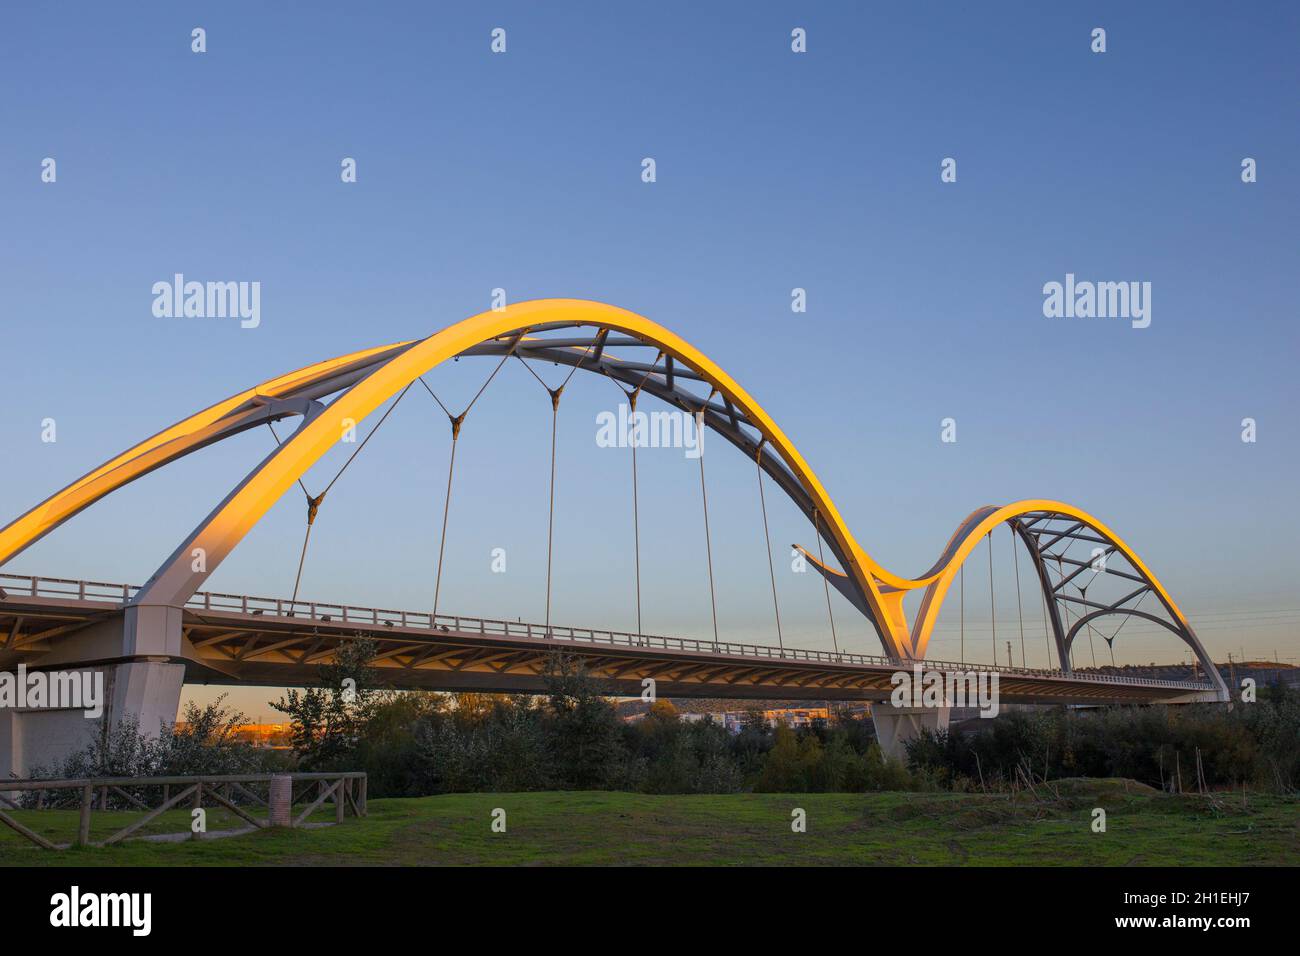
[755,724,815,791]
[271,635,378,770]
[541,651,627,789]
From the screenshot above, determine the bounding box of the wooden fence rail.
[0,771,366,850]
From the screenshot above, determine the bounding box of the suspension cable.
[266,422,312,499]
[1080,583,1108,668]
[421,353,513,621]
[1053,554,1095,669]
[960,562,965,663]
[545,387,561,634]
[987,530,996,665]
[613,354,663,638]
[1078,580,1098,668]
[754,444,783,649]
[628,390,643,635]
[418,377,453,418]
[1011,526,1026,668]
[1107,589,1146,644]
[1061,535,1106,669]
[812,510,839,653]
[268,386,411,609]
[288,500,319,608]
[320,382,414,499]
[1102,589,1147,667]
[697,403,719,646]
[268,420,318,610]
[1077,546,1111,667]
[515,344,600,634]
[516,344,591,394]
[431,414,462,621]
[460,353,512,417]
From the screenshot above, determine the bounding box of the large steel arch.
[0,300,907,655]
[0,299,1225,696]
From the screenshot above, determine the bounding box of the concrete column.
[0,708,20,788]
[871,705,950,762]
[0,659,184,780]
[123,603,186,657]
[107,659,186,737]
[0,689,104,780]
[0,604,186,780]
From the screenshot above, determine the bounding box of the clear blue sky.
[2,2,1296,716]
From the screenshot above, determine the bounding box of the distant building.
[173,721,293,749]
[722,713,747,734]
[762,707,829,729]
[619,702,868,733]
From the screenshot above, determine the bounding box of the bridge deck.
[0,573,1220,704]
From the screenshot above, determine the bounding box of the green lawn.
[1,781,1295,866]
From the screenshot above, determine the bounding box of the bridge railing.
[0,572,136,604]
[0,572,1213,691]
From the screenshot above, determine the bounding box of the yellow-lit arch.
[0,340,412,570]
[904,500,1198,660]
[0,300,909,654]
[140,300,905,646]
[0,298,1217,685]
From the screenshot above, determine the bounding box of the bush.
[414,695,554,793]
[21,695,277,808]
[902,695,1300,794]
[41,661,1290,802]
[630,706,744,794]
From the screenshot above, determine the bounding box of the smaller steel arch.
[902,504,1229,699]
[796,500,1227,698]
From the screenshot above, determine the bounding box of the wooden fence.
[0,771,366,850]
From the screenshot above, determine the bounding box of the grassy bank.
[1,781,1294,866]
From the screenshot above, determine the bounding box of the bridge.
[0,572,1216,703]
[0,299,1228,771]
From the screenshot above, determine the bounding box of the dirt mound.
[1048,777,1160,797]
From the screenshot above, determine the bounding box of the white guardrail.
[0,572,1215,691]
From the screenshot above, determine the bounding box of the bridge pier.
[0,605,185,780]
[871,705,950,763]
[106,658,187,740]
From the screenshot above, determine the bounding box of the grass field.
[1,780,1295,866]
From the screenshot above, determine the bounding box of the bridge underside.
[0,592,1220,707]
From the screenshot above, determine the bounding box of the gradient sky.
[2,2,1296,718]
